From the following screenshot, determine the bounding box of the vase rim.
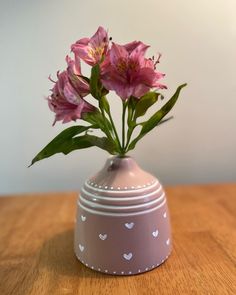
[110,155,132,159]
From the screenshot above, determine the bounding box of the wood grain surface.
[0,184,235,295]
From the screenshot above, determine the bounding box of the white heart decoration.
[81,215,86,222]
[125,222,134,229]
[79,244,84,252]
[163,212,167,218]
[99,233,107,240]
[152,230,159,238]
[123,253,133,260]
[166,238,170,245]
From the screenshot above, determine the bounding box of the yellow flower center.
[116,59,127,73]
[88,45,105,60]
[116,59,138,74]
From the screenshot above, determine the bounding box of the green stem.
[122,101,127,152]
[125,127,135,151]
[100,107,117,147]
[101,112,112,141]
[107,110,122,152]
[124,107,136,151]
[125,112,138,152]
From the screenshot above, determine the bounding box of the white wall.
[0,0,235,195]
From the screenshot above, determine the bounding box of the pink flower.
[71,26,109,66]
[100,41,167,100]
[48,71,96,125]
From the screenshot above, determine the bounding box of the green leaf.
[134,92,160,119]
[83,110,103,125]
[83,110,113,133]
[155,116,174,126]
[128,83,187,151]
[29,125,99,166]
[99,96,110,114]
[90,64,101,99]
[72,134,116,155]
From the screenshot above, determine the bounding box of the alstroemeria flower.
[71,26,108,66]
[100,41,167,100]
[48,71,96,125]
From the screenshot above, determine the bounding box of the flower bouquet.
[30,26,186,165]
[30,27,186,275]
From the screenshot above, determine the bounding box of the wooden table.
[0,184,236,295]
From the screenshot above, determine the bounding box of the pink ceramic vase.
[74,156,172,275]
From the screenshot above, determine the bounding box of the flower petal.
[48,70,96,125]
[89,26,108,52]
[63,82,80,104]
[66,54,90,97]
[109,43,128,68]
[124,41,143,53]
[71,27,108,66]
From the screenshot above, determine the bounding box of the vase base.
[75,250,172,276]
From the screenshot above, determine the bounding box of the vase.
[74,156,172,275]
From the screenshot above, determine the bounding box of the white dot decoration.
[86,180,158,190]
[77,252,171,275]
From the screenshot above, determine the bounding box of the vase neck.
[87,156,157,190]
[104,156,139,172]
